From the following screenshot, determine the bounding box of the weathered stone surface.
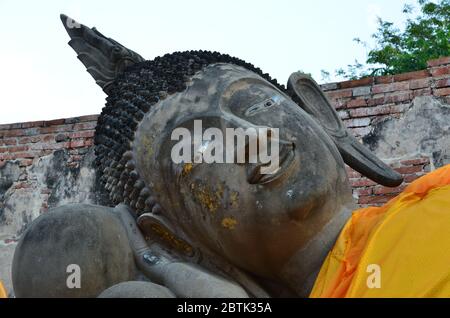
[363,96,450,168]
[98,281,175,298]
[12,204,136,297]
[0,242,16,297]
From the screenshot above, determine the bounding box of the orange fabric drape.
[310,164,450,298]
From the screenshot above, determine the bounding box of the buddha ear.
[60,14,145,94]
[287,72,403,187]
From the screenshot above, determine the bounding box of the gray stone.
[352,86,371,97]
[12,204,136,297]
[55,134,69,142]
[0,242,16,297]
[363,96,450,167]
[98,281,175,298]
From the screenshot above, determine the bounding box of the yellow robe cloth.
[0,280,6,298]
[310,164,450,298]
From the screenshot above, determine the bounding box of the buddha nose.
[231,127,295,184]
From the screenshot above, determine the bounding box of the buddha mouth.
[246,141,295,184]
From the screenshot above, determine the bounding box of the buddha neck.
[277,203,354,297]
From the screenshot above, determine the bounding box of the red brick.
[347,98,367,108]
[78,115,99,122]
[0,129,26,138]
[393,69,429,82]
[43,118,66,126]
[0,138,17,146]
[69,155,83,162]
[350,178,377,187]
[372,83,392,94]
[413,88,432,97]
[373,81,410,94]
[38,125,73,134]
[367,96,386,107]
[14,182,32,189]
[84,139,94,147]
[332,98,350,110]
[373,184,406,195]
[0,153,13,160]
[11,151,38,159]
[400,157,429,166]
[70,139,85,148]
[384,91,412,104]
[326,89,353,100]
[357,195,372,204]
[30,142,70,151]
[18,159,34,167]
[434,87,450,96]
[393,81,411,91]
[434,78,450,88]
[18,136,41,144]
[430,65,450,77]
[0,124,12,130]
[339,77,373,89]
[364,195,397,205]
[427,56,450,67]
[353,187,373,196]
[21,121,44,129]
[345,168,361,178]
[73,122,97,131]
[69,130,95,139]
[42,135,56,142]
[374,75,393,84]
[395,165,424,174]
[410,78,431,89]
[350,106,383,117]
[4,145,29,153]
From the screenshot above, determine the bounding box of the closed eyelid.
[244,95,283,117]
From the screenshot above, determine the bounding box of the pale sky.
[0,0,412,124]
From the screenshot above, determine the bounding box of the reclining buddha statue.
[10,15,450,298]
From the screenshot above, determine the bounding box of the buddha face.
[133,63,354,281]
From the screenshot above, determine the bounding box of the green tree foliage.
[328,0,450,81]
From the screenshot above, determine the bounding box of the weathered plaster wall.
[322,56,450,204]
[0,57,449,296]
[0,115,98,295]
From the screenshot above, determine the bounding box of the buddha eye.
[245,96,281,117]
[264,100,273,107]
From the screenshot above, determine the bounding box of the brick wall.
[322,56,450,205]
[0,115,97,166]
[0,115,98,217]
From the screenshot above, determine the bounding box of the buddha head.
[61,15,402,295]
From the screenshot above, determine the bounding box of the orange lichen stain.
[150,223,193,256]
[191,181,223,213]
[230,191,239,208]
[221,217,237,230]
[182,163,193,176]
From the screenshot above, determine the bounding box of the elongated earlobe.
[287,72,403,187]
